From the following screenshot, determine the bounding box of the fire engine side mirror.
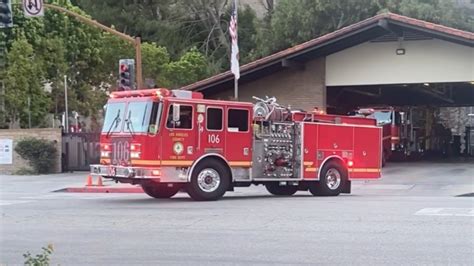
[172,104,181,122]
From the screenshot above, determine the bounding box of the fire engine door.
[162,103,196,162]
[201,106,225,155]
[225,107,252,165]
[353,126,382,177]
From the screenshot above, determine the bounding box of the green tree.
[255,0,381,56]
[1,0,109,123]
[4,37,50,128]
[378,0,473,31]
[141,42,170,84]
[73,0,259,75]
[254,0,473,57]
[162,48,209,88]
[72,0,192,57]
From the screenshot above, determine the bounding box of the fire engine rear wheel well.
[312,158,348,196]
[319,157,347,178]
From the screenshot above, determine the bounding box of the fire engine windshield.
[125,101,154,133]
[102,101,162,134]
[102,102,126,133]
[373,111,392,125]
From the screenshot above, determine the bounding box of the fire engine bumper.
[89,164,188,182]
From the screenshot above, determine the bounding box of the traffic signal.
[0,0,13,28]
[118,59,135,90]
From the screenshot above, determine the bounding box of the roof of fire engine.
[181,12,474,94]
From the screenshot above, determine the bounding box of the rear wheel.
[309,161,346,196]
[142,183,181,199]
[186,158,230,201]
[265,183,298,196]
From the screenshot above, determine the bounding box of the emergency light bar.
[110,88,203,99]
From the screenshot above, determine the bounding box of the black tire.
[186,158,231,201]
[309,161,346,196]
[142,183,181,199]
[265,182,298,196]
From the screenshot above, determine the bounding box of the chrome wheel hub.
[325,168,341,190]
[197,168,221,192]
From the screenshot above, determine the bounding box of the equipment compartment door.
[352,127,382,179]
[225,107,252,167]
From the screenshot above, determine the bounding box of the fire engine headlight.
[130,152,141,159]
[101,151,111,158]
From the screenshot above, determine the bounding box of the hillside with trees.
[1,0,471,129]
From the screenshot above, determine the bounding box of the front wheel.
[186,158,231,201]
[141,183,181,199]
[309,161,346,196]
[265,183,298,196]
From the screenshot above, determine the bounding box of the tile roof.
[182,12,474,92]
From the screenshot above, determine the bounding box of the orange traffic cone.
[96,176,104,187]
[85,175,93,186]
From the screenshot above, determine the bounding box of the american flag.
[229,0,240,79]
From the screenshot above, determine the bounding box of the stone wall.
[0,128,62,174]
[208,58,326,111]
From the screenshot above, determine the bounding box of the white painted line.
[0,200,33,206]
[20,194,125,200]
[353,184,414,190]
[415,208,474,217]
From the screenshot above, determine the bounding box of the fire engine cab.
[91,88,382,201]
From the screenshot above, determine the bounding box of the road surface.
[1,162,473,265]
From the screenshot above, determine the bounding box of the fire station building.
[182,13,474,157]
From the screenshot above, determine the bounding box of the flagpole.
[233,0,239,101]
[234,76,238,101]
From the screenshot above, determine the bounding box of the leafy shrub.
[14,138,58,174]
[14,167,37,175]
[23,244,54,266]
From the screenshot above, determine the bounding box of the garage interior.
[324,24,474,160]
[328,83,474,159]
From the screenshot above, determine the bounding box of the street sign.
[23,0,44,17]
[0,139,12,165]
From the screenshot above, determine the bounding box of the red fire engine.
[354,107,401,165]
[354,106,424,164]
[91,89,382,201]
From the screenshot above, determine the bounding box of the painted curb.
[54,186,144,193]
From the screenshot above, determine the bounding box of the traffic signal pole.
[135,37,142,90]
[43,3,143,89]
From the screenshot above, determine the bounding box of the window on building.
[207,108,223,130]
[228,109,248,132]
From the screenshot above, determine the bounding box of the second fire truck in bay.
[354,107,402,165]
[91,88,382,201]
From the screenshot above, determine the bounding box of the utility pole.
[64,75,68,133]
[43,4,143,89]
[27,96,31,128]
